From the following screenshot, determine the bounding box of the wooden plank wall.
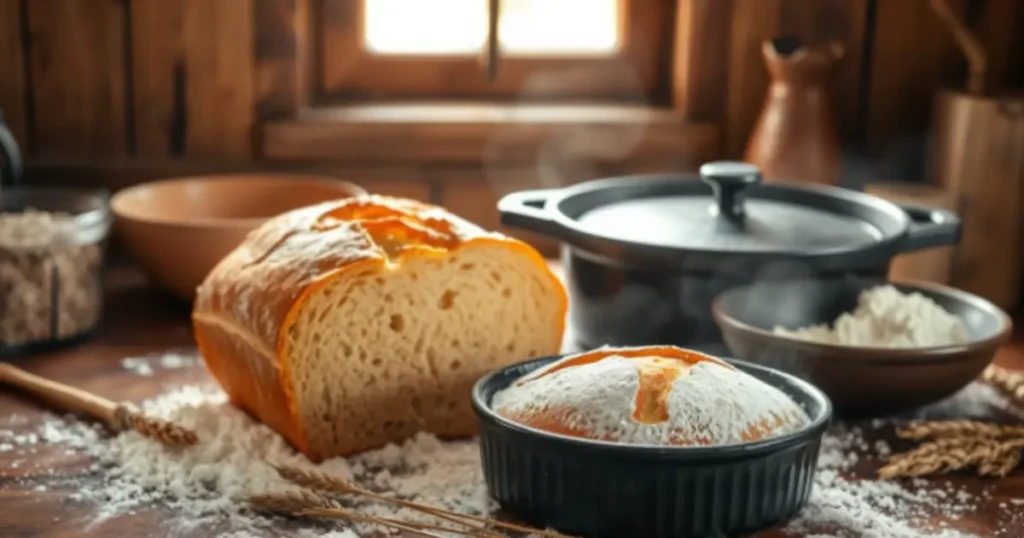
[0,0,28,148]
[0,0,258,161]
[26,0,128,156]
[130,0,255,158]
[0,0,1021,176]
[677,0,1023,178]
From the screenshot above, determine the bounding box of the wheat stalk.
[878,366,1024,480]
[880,433,1024,479]
[250,489,338,512]
[251,489,495,538]
[885,437,979,462]
[879,438,998,478]
[272,463,573,538]
[273,464,488,533]
[978,447,1022,477]
[300,507,489,538]
[940,439,1002,472]
[250,490,452,538]
[982,364,1024,403]
[114,404,198,446]
[897,420,1024,440]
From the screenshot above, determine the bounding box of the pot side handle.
[898,202,962,252]
[497,189,566,238]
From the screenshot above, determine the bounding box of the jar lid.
[0,187,112,247]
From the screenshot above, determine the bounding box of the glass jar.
[0,187,112,357]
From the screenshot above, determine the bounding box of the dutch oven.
[497,161,962,349]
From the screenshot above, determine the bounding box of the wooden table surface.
[2,263,1024,537]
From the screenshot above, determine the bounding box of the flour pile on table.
[786,426,983,538]
[784,379,1024,537]
[1,355,1021,537]
[120,350,198,377]
[2,385,492,537]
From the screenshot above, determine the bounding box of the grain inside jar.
[0,208,105,349]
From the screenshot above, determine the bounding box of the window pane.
[499,0,620,56]
[363,0,620,57]
[364,0,488,55]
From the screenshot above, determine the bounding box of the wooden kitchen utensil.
[925,0,1024,311]
[743,38,845,186]
[0,362,198,446]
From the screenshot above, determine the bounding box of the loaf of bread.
[192,195,567,460]
[492,346,807,446]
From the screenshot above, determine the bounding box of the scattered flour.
[2,385,491,537]
[786,425,983,538]
[120,351,198,377]
[774,285,969,348]
[120,357,154,377]
[6,382,1018,537]
[783,377,1024,537]
[3,349,1022,537]
[904,381,1024,422]
[296,531,359,538]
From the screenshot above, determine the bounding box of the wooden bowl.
[712,278,1012,416]
[111,174,366,301]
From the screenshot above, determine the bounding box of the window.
[363,0,620,56]
[318,0,671,101]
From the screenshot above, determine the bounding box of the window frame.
[315,0,673,102]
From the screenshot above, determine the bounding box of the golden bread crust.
[494,346,806,447]
[192,195,566,458]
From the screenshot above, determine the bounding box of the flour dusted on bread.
[491,346,808,446]
[773,285,969,348]
[192,195,567,461]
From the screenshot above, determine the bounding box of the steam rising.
[482,60,650,202]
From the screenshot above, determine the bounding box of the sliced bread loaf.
[192,195,567,460]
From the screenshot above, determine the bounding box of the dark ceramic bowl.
[713,278,1012,417]
[471,355,832,538]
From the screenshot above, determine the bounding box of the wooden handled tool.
[0,362,198,447]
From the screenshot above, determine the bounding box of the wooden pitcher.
[744,38,845,186]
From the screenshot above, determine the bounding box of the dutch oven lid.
[498,161,961,270]
[577,163,881,253]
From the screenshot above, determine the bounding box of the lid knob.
[699,161,762,223]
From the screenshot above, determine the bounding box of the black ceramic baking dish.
[472,355,832,538]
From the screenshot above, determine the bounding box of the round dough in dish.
[491,346,808,446]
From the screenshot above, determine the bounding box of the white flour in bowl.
[773,285,969,347]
